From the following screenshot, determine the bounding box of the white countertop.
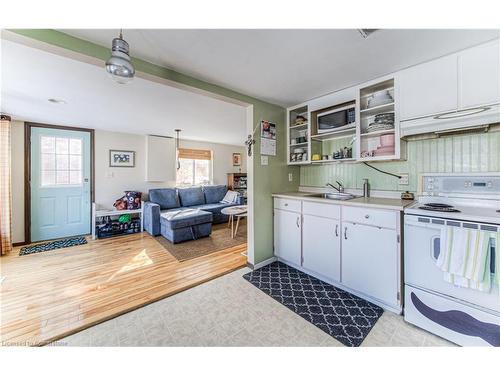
[272,192,414,211]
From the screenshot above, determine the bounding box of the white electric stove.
[404,173,500,346]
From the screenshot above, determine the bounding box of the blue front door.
[31,127,91,242]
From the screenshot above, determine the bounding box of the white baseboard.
[249,256,277,270]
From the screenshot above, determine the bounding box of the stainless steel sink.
[307,192,357,201]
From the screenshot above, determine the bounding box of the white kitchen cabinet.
[399,54,458,120]
[459,40,500,109]
[145,135,176,182]
[302,214,341,282]
[273,208,302,266]
[341,222,399,307]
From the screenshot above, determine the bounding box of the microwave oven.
[317,103,356,133]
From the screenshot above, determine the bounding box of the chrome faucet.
[326,181,344,193]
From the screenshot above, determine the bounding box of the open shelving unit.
[357,78,403,161]
[309,101,357,163]
[287,104,310,165]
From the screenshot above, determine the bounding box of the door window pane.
[56,154,69,170]
[41,136,55,153]
[41,170,55,186]
[40,135,83,186]
[69,170,82,185]
[69,138,82,154]
[41,153,55,170]
[56,138,69,154]
[56,170,69,184]
[69,155,81,170]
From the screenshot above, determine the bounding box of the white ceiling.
[0,39,247,145]
[61,29,500,106]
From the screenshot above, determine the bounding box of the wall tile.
[300,132,500,192]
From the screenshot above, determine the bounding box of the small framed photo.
[109,150,135,167]
[232,152,242,166]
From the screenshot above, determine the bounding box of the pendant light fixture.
[105,29,135,84]
[174,129,182,170]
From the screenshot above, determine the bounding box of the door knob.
[365,214,370,219]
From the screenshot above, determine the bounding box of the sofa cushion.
[203,185,228,204]
[149,188,180,210]
[160,209,212,230]
[178,186,205,207]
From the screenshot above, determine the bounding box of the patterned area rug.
[155,222,246,262]
[243,261,384,347]
[19,236,87,256]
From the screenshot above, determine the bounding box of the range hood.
[400,104,500,138]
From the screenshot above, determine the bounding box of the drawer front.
[274,197,301,212]
[303,201,340,219]
[342,206,397,229]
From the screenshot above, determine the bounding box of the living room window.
[176,148,213,186]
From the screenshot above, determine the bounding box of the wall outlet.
[260,155,268,166]
[105,171,114,178]
[288,173,293,182]
[398,173,409,185]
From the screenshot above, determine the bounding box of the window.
[40,136,82,186]
[176,148,212,186]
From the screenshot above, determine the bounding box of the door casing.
[24,122,95,244]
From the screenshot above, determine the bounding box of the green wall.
[9,29,299,264]
[301,131,500,192]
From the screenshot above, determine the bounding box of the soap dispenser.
[363,178,370,198]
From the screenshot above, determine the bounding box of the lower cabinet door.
[302,214,341,282]
[342,222,399,307]
[273,209,301,266]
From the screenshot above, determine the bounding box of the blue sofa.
[144,185,242,238]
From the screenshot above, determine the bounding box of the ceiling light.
[105,29,135,84]
[48,98,67,104]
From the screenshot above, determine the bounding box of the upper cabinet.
[459,40,500,109]
[399,39,500,122]
[398,55,458,121]
[286,39,500,162]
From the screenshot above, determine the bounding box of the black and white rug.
[243,261,384,347]
[19,236,87,256]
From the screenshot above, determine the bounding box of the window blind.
[178,148,212,160]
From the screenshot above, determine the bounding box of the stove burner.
[424,203,454,208]
[419,203,461,213]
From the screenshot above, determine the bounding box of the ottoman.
[160,209,213,244]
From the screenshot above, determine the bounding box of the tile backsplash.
[300,131,500,192]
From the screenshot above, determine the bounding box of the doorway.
[25,123,94,243]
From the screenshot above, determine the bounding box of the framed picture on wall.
[232,153,242,166]
[109,150,135,167]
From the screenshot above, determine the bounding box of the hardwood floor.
[0,232,247,346]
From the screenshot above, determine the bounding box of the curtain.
[178,148,212,160]
[0,114,13,255]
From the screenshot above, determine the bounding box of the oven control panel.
[421,175,500,195]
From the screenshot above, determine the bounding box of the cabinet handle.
[344,227,348,240]
[284,203,289,206]
[335,224,339,237]
[296,217,300,228]
[365,214,370,219]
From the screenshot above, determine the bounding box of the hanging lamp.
[105,29,135,84]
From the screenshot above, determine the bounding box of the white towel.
[436,226,492,292]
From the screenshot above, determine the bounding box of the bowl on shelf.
[380,134,395,147]
[293,147,305,154]
[367,90,393,109]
